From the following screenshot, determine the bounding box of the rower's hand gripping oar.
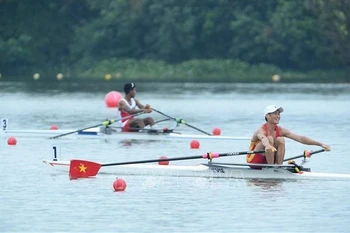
[49,112,144,139]
[152,108,212,136]
[69,149,265,179]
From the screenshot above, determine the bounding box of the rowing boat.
[42,159,350,180]
[43,148,350,180]
[1,127,250,141]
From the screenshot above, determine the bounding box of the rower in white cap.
[246,105,330,167]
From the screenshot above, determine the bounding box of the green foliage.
[76,58,282,82]
[72,58,349,83]
[0,0,349,82]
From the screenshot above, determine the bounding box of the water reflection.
[246,178,285,191]
[118,139,150,147]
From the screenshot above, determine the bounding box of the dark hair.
[124,82,136,94]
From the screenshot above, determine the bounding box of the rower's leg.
[248,142,267,166]
[137,119,146,128]
[274,137,285,164]
[130,119,145,129]
[265,136,275,164]
[144,117,155,127]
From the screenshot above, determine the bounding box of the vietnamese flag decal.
[69,160,101,179]
[79,163,87,173]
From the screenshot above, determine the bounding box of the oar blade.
[69,160,102,179]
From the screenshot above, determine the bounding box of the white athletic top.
[116,98,137,128]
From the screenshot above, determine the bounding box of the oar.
[152,108,212,136]
[69,149,265,178]
[154,118,172,124]
[49,112,144,139]
[283,149,325,162]
[107,126,176,134]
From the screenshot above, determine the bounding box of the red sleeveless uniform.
[246,123,280,167]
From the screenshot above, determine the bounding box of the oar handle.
[101,150,264,167]
[283,149,325,162]
[202,150,265,159]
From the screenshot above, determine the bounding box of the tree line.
[1,0,349,79]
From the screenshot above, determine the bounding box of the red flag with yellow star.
[69,160,101,179]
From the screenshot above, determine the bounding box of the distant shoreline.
[1,59,349,83]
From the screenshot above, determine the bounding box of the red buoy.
[158,156,169,165]
[50,125,58,130]
[113,178,127,191]
[190,139,200,149]
[7,137,17,145]
[105,91,123,108]
[212,127,221,135]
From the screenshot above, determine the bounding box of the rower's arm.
[280,127,330,151]
[281,128,318,145]
[256,129,271,148]
[135,99,152,113]
[135,98,145,109]
[118,100,144,114]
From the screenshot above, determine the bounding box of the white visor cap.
[264,105,284,116]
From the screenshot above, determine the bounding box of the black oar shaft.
[283,149,325,162]
[49,120,115,139]
[152,108,212,136]
[49,112,144,139]
[49,123,106,139]
[101,150,264,167]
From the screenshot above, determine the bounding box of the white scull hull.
[42,160,350,180]
[1,128,250,141]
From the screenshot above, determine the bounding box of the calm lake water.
[1,81,350,232]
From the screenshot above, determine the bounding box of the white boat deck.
[42,160,350,180]
[2,128,251,141]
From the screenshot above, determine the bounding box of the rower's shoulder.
[277,125,285,130]
[118,98,127,105]
[255,125,265,133]
[252,127,263,139]
[277,125,291,135]
[118,98,127,103]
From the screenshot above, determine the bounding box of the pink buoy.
[7,137,17,145]
[212,127,221,135]
[113,178,127,191]
[50,125,58,130]
[105,91,123,108]
[190,139,200,149]
[158,156,169,165]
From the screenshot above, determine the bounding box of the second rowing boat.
[2,127,251,141]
